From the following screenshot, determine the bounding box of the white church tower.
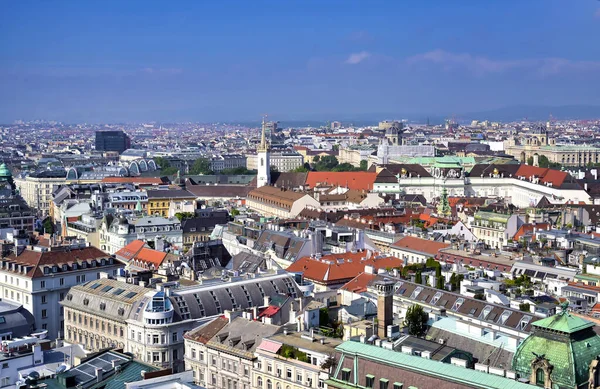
[257,116,271,187]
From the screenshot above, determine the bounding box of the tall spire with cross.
[257,115,271,187]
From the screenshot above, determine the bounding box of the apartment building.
[147,190,197,217]
[0,241,123,339]
[471,211,523,249]
[14,169,68,216]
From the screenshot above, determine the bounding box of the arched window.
[257,377,263,388]
[536,368,545,386]
[276,384,281,389]
[267,379,272,389]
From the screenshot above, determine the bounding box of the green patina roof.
[512,311,600,388]
[334,341,537,389]
[532,311,594,334]
[0,163,11,178]
[474,211,511,223]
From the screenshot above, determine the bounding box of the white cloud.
[345,51,371,65]
[407,49,600,76]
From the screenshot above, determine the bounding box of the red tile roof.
[515,165,569,188]
[4,245,110,278]
[115,240,146,261]
[513,223,550,241]
[115,240,167,269]
[391,236,450,256]
[286,251,402,285]
[305,172,378,191]
[339,272,378,294]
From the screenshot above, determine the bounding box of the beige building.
[185,314,282,389]
[15,170,68,216]
[247,152,304,172]
[337,146,373,168]
[253,331,342,389]
[246,186,320,218]
[504,123,600,167]
[62,276,145,351]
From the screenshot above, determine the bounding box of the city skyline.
[2,1,600,123]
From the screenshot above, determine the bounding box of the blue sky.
[1,0,600,123]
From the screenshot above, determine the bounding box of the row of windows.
[67,310,124,337]
[131,330,178,344]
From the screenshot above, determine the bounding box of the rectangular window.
[153,335,159,344]
[60,278,64,286]
[365,375,375,388]
[172,332,178,342]
[41,309,47,318]
[341,369,351,382]
[191,349,196,359]
[393,383,403,389]
[199,351,204,361]
[41,295,47,304]
[40,281,46,288]
[380,379,389,389]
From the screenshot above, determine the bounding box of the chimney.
[95,367,104,382]
[264,296,270,307]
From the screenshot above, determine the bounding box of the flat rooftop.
[267,332,344,354]
[439,248,518,268]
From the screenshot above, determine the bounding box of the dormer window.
[82,262,87,269]
[44,267,50,275]
[91,260,97,267]
[63,264,68,271]
[52,266,57,273]
[72,264,78,270]
[101,259,106,266]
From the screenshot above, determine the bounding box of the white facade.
[374,175,591,209]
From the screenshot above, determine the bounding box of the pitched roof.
[339,272,378,294]
[286,251,402,284]
[391,236,450,256]
[4,245,111,278]
[114,240,167,269]
[185,316,229,344]
[115,240,146,261]
[146,189,196,199]
[305,172,377,191]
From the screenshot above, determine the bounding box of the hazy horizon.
[2,1,600,123]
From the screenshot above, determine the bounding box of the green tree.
[474,293,486,301]
[230,208,240,217]
[43,218,55,234]
[403,304,428,337]
[415,271,422,284]
[527,156,534,166]
[174,212,195,222]
[292,166,309,173]
[519,303,531,312]
[189,158,213,175]
[539,155,550,168]
[359,160,368,171]
[332,163,356,172]
[315,156,339,171]
[436,273,445,290]
[153,157,179,175]
[313,155,320,163]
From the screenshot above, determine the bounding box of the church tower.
[257,116,271,188]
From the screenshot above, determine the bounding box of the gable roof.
[114,240,167,269]
[391,236,450,256]
[305,172,377,191]
[286,251,402,284]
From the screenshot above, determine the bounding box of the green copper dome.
[512,307,600,389]
[0,163,11,178]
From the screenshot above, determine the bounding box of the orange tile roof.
[513,223,550,241]
[286,251,402,285]
[515,165,569,188]
[115,240,146,261]
[135,247,168,268]
[115,240,167,268]
[391,236,450,256]
[339,272,378,294]
[305,172,377,191]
